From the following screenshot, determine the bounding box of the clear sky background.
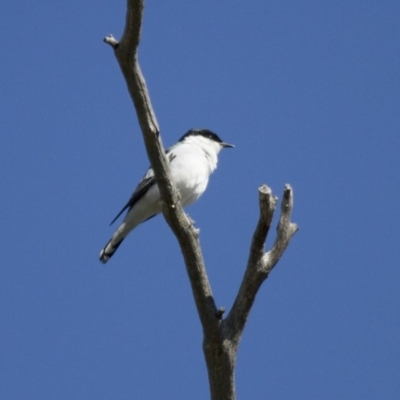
[1,1,399,399]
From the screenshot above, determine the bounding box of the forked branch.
[225,185,298,345]
[104,2,298,399]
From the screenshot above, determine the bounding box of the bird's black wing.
[109,168,156,225]
[109,151,176,225]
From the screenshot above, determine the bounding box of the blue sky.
[1,1,400,399]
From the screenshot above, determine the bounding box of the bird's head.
[179,129,234,155]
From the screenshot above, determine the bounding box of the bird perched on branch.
[99,129,234,263]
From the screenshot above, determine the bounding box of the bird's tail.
[99,237,124,264]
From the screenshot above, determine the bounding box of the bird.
[99,129,234,263]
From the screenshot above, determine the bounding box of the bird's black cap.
[179,129,234,148]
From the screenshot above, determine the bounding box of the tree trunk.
[204,335,237,400]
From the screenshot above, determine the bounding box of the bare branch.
[261,184,299,274]
[104,0,218,332]
[225,185,298,345]
[120,0,143,52]
[247,184,278,269]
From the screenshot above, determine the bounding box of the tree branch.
[263,184,299,273]
[246,184,277,269]
[225,185,298,345]
[104,0,218,332]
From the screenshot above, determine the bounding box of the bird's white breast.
[169,141,218,206]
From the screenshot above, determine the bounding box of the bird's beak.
[221,142,235,148]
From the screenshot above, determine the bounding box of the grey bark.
[104,2,298,399]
